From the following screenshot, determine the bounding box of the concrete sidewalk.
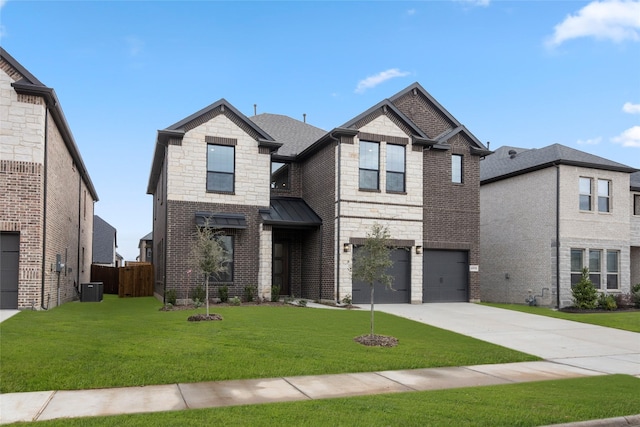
[0,361,608,424]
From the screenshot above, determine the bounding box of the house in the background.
[0,48,98,309]
[92,215,118,267]
[147,82,490,304]
[480,144,638,308]
[137,231,153,263]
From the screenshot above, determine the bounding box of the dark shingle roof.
[250,113,327,158]
[481,144,637,184]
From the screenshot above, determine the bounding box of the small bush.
[572,268,598,309]
[341,294,352,305]
[614,293,633,309]
[165,289,177,306]
[218,285,229,303]
[632,283,640,308]
[190,285,206,304]
[271,285,280,302]
[244,286,256,302]
[297,299,307,307]
[230,296,241,306]
[597,293,617,311]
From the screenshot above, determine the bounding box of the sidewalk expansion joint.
[33,390,56,422]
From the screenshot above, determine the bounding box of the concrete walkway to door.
[363,303,640,376]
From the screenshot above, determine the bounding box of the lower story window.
[570,248,584,286]
[606,250,619,290]
[588,249,602,289]
[211,235,234,282]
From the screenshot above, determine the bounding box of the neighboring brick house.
[0,48,98,309]
[147,83,490,304]
[92,215,119,267]
[480,144,638,308]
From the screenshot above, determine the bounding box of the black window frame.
[386,144,406,193]
[207,144,235,193]
[211,235,234,283]
[271,161,290,191]
[359,140,380,191]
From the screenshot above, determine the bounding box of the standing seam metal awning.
[260,198,322,228]
[195,212,247,229]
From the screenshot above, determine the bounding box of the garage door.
[1,232,20,309]
[423,250,468,302]
[352,247,410,304]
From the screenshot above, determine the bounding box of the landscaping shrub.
[244,285,256,302]
[218,285,229,303]
[572,268,598,309]
[597,293,617,311]
[632,284,640,308]
[271,285,280,302]
[165,289,177,306]
[230,296,241,306]
[190,285,206,304]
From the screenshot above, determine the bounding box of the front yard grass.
[1,295,538,393]
[481,303,640,332]
[16,375,640,427]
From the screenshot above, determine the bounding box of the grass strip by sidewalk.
[19,375,640,427]
[481,303,640,332]
[0,295,537,393]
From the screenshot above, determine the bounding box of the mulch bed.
[559,307,639,313]
[187,313,223,322]
[354,334,399,347]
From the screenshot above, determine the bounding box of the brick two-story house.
[147,83,490,304]
[480,144,638,308]
[1,48,98,309]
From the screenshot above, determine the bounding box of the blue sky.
[2,0,639,260]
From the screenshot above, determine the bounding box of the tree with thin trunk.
[191,221,229,316]
[352,222,394,339]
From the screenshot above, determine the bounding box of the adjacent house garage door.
[0,232,20,309]
[423,250,468,302]
[352,247,410,304]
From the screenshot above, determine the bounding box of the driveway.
[361,303,640,376]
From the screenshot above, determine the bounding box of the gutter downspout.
[77,170,82,297]
[328,131,341,303]
[40,108,49,310]
[555,163,561,308]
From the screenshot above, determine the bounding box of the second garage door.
[423,250,468,302]
[352,247,410,304]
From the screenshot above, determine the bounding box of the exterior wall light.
[416,246,423,254]
[343,243,351,253]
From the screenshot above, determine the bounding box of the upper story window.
[359,141,380,190]
[635,194,640,216]
[597,179,611,213]
[452,154,463,184]
[386,144,405,192]
[207,144,234,193]
[271,162,289,190]
[579,177,592,211]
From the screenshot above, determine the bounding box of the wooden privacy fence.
[91,263,154,297]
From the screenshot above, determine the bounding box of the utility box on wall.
[81,282,103,302]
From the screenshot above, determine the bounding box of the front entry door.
[0,232,20,309]
[272,241,290,296]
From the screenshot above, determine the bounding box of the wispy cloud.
[355,69,411,94]
[611,126,640,147]
[546,0,640,48]
[407,9,416,16]
[454,0,490,7]
[622,102,640,114]
[0,0,7,9]
[124,36,145,57]
[577,137,603,145]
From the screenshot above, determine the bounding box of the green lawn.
[14,375,640,427]
[481,303,640,332]
[0,295,537,393]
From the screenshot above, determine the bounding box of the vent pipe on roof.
[303,113,306,123]
[508,149,517,159]
[487,141,490,150]
[254,104,257,115]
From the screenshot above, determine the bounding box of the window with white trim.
[579,177,592,211]
[570,248,585,286]
[452,154,463,184]
[386,144,405,192]
[588,250,602,289]
[597,179,611,213]
[635,194,640,216]
[606,250,619,290]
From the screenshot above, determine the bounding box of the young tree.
[352,222,393,338]
[572,267,598,309]
[191,221,229,316]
